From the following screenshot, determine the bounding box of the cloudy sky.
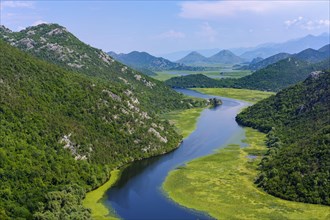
[1,1,329,54]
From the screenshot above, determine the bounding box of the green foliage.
[0,24,208,218]
[236,71,330,205]
[208,98,222,107]
[0,40,195,218]
[0,23,201,114]
[165,57,330,92]
[33,185,91,220]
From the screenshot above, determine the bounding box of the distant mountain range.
[160,33,329,62]
[248,44,330,70]
[239,33,330,60]
[108,51,210,75]
[109,34,329,70]
[108,51,182,74]
[165,45,330,92]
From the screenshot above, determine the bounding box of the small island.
[208,97,222,107]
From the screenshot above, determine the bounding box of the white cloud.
[302,19,330,30]
[197,22,217,42]
[32,20,48,26]
[285,17,330,30]
[157,30,185,39]
[179,1,297,19]
[284,16,304,27]
[0,1,35,10]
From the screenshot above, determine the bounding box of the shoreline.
[82,105,207,219]
[82,170,121,220]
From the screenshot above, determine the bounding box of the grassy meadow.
[83,170,120,220]
[162,107,205,139]
[163,128,330,219]
[193,88,275,103]
[152,70,251,81]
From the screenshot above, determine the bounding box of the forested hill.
[0,41,206,219]
[236,71,330,205]
[232,57,330,91]
[0,23,196,114]
[165,57,330,92]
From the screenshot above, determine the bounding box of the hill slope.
[236,71,330,205]
[294,46,330,63]
[234,57,330,91]
[249,53,291,70]
[248,44,330,71]
[0,24,197,114]
[177,51,207,64]
[0,40,196,219]
[207,50,245,64]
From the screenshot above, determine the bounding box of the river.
[105,89,249,220]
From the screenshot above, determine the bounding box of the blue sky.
[1,1,329,54]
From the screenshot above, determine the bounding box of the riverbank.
[83,88,275,219]
[83,170,120,220]
[163,128,330,219]
[82,106,206,219]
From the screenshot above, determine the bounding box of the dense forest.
[236,71,330,205]
[165,57,330,92]
[0,24,203,114]
[0,40,206,219]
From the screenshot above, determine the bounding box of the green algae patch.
[83,170,121,220]
[193,88,274,103]
[163,128,330,219]
[162,107,205,139]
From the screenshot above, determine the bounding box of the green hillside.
[0,40,204,219]
[0,24,200,114]
[236,71,330,205]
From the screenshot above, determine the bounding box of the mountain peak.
[21,23,69,36]
[208,50,244,64]
[189,51,203,56]
[0,25,12,33]
[177,51,206,64]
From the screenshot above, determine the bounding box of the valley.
[102,89,249,219]
[1,2,329,218]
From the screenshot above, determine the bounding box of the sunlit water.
[105,89,248,220]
